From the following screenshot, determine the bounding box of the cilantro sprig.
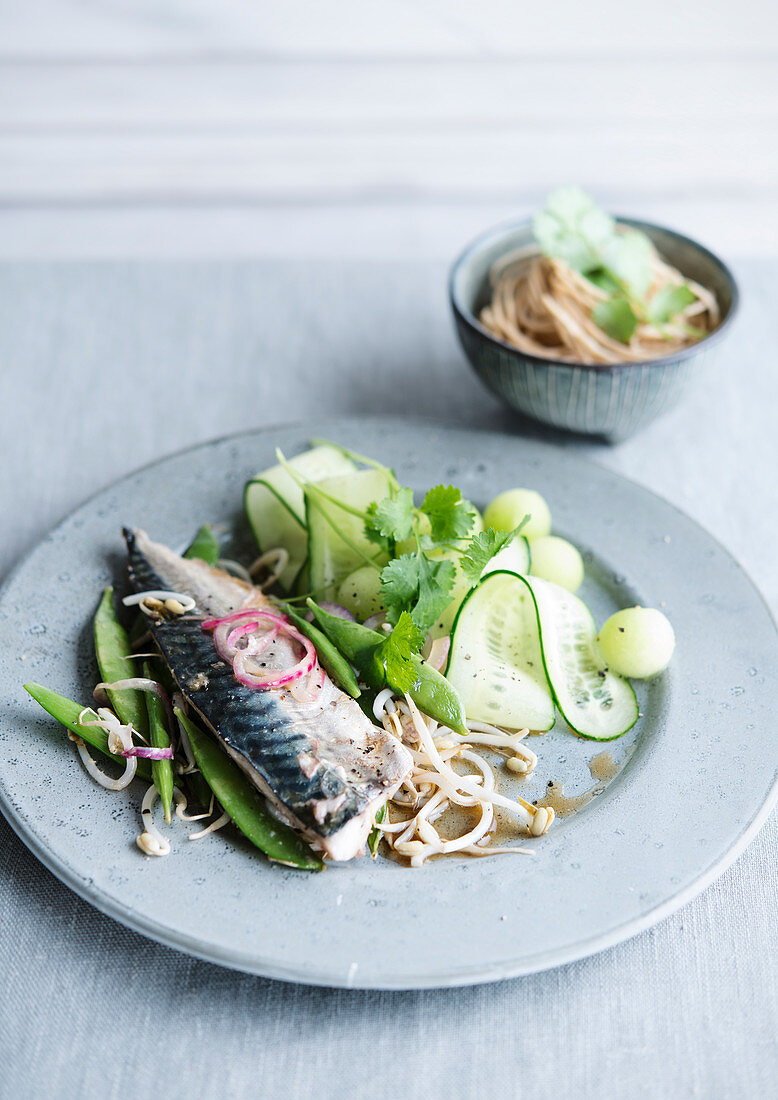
[533,187,700,344]
[365,487,414,549]
[370,611,424,693]
[286,441,531,652]
[459,526,525,583]
[381,553,456,632]
[420,485,478,543]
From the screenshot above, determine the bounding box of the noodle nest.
[479,244,719,366]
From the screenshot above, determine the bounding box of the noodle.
[479,245,719,365]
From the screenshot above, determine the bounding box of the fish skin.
[124,529,412,860]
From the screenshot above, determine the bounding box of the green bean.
[175,709,323,871]
[306,600,468,735]
[280,603,361,699]
[93,587,148,737]
[184,524,220,565]
[368,802,386,858]
[24,683,152,781]
[142,660,174,824]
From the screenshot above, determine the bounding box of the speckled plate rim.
[1,417,776,990]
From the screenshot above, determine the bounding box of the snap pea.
[279,603,361,699]
[306,600,468,735]
[175,709,323,872]
[24,683,152,782]
[93,587,148,737]
[368,802,386,858]
[142,660,174,824]
[184,524,220,565]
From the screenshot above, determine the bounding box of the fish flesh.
[124,528,412,861]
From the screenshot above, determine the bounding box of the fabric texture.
[0,259,776,1099]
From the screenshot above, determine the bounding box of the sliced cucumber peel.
[306,467,394,600]
[523,575,638,741]
[244,444,356,592]
[445,571,555,732]
[445,570,638,741]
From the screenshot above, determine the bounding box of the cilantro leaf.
[591,297,639,344]
[380,553,456,633]
[372,611,424,693]
[420,485,477,543]
[600,230,653,298]
[380,554,419,613]
[365,487,414,546]
[533,187,615,274]
[532,188,654,339]
[585,267,621,295]
[363,507,391,552]
[413,554,456,633]
[460,526,523,584]
[647,283,697,325]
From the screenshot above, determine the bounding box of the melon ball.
[484,489,552,540]
[597,607,675,679]
[529,535,584,592]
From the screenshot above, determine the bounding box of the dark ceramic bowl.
[449,217,739,441]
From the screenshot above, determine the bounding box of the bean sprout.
[374,694,554,866]
[72,708,138,790]
[216,558,253,583]
[173,787,230,840]
[137,786,231,854]
[249,548,290,590]
[175,790,215,822]
[94,678,176,752]
[372,688,397,721]
[136,783,170,856]
[123,590,196,615]
[188,811,230,841]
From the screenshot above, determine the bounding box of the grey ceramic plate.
[1,418,777,989]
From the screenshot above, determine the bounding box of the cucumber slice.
[306,468,394,600]
[445,570,638,739]
[429,536,531,640]
[524,575,638,740]
[482,535,531,578]
[244,445,355,592]
[445,571,555,731]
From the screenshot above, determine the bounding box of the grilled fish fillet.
[124,528,412,861]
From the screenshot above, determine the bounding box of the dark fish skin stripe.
[123,528,399,839]
[124,527,168,595]
[152,616,366,837]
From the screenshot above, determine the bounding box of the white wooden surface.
[1,0,776,257]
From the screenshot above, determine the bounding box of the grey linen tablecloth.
[1,260,776,1098]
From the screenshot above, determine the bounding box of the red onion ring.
[204,608,319,691]
[427,636,451,672]
[122,746,175,760]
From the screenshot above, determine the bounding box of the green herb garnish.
[459,525,526,584]
[282,442,529,665]
[533,187,698,344]
[371,611,425,692]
